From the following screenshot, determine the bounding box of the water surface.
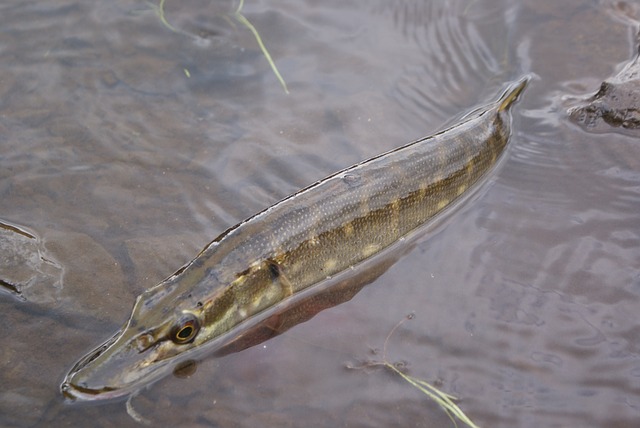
[1,0,639,426]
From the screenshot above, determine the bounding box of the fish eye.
[170,313,200,344]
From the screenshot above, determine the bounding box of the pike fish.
[61,76,528,401]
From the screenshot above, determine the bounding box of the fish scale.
[61,76,528,401]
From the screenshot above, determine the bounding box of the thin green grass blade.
[378,314,481,428]
[154,0,179,33]
[234,0,289,94]
[385,363,481,428]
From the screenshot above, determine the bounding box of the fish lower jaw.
[60,380,126,402]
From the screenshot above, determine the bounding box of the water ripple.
[373,0,514,127]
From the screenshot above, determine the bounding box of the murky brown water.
[1,0,639,426]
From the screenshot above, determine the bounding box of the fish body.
[61,77,528,401]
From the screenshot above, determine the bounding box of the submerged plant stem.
[234,0,289,94]
[349,314,481,428]
[146,0,288,92]
[384,363,480,428]
[154,0,179,33]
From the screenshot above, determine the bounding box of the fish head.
[61,275,212,402]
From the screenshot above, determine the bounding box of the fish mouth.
[60,361,160,403]
[60,381,123,402]
[60,333,123,402]
[60,331,152,403]
[61,330,179,403]
[66,331,121,374]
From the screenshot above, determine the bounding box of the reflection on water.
[1,0,639,427]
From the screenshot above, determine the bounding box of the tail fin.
[497,75,530,112]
